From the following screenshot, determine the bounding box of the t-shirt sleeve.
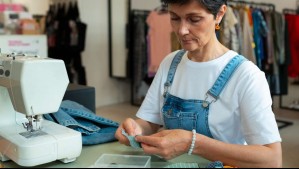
[239,64,282,145]
[136,51,178,125]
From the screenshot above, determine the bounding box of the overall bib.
[162,50,246,138]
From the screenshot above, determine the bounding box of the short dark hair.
[161,0,227,18]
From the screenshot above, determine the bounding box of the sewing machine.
[0,53,82,167]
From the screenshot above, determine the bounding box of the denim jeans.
[44,100,119,145]
[162,50,246,138]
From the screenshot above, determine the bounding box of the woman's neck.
[187,37,229,62]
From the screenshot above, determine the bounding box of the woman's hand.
[115,118,143,146]
[135,129,193,160]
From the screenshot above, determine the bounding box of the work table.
[2,141,210,168]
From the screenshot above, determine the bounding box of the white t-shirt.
[136,50,282,145]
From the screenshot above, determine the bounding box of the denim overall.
[162,50,246,138]
[44,100,119,145]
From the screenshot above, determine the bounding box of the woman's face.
[168,1,220,52]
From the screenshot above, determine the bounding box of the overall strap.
[163,50,186,97]
[207,55,247,101]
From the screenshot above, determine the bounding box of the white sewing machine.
[0,52,82,167]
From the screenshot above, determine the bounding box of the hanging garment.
[278,17,291,95]
[231,6,256,64]
[43,100,119,145]
[221,6,240,53]
[146,10,172,76]
[264,10,283,95]
[252,9,269,69]
[65,21,87,85]
[129,10,151,105]
[274,12,286,65]
[45,2,87,85]
[285,14,299,78]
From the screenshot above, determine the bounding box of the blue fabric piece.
[206,161,224,168]
[43,100,119,145]
[121,129,142,149]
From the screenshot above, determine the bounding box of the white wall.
[131,0,160,10]
[78,0,131,107]
[12,0,49,15]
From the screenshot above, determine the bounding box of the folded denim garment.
[44,100,119,145]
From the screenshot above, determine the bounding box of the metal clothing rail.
[227,0,276,11]
[283,8,299,15]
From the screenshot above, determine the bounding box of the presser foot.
[60,157,77,164]
[0,153,10,162]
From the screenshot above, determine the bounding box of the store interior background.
[4,0,296,109]
[1,0,299,167]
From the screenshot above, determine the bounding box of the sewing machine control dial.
[0,67,3,76]
[4,70,10,77]
[0,66,10,77]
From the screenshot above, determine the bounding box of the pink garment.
[0,4,24,12]
[146,11,172,75]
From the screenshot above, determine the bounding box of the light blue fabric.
[121,129,142,149]
[252,9,268,69]
[162,50,247,138]
[43,100,119,145]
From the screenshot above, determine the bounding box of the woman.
[115,0,282,167]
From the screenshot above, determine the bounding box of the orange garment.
[146,10,172,75]
[247,7,253,27]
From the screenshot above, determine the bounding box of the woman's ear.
[216,5,227,24]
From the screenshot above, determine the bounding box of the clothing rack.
[228,0,275,11]
[127,8,151,106]
[279,8,299,112]
[228,1,293,128]
[283,8,299,15]
[274,6,298,128]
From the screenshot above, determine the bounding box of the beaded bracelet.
[188,129,196,155]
